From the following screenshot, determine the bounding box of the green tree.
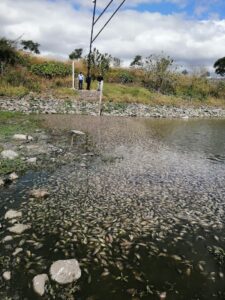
[143,54,174,93]
[130,55,143,68]
[21,40,40,54]
[69,48,83,60]
[214,57,225,76]
[0,37,18,75]
[87,48,112,79]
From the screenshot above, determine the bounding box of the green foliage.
[0,37,19,74]
[31,62,71,79]
[21,40,40,54]
[214,57,225,76]
[0,158,27,175]
[119,72,134,84]
[69,48,83,60]
[86,48,112,79]
[143,54,175,94]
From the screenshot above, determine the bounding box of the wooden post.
[99,80,104,116]
[72,60,75,89]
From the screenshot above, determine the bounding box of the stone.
[2,235,13,243]
[50,259,81,284]
[9,172,19,180]
[13,247,23,256]
[13,134,33,141]
[3,271,11,281]
[33,274,49,296]
[71,130,85,135]
[5,210,22,220]
[29,189,49,199]
[27,157,37,164]
[8,224,31,234]
[1,150,19,160]
[0,178,4,186]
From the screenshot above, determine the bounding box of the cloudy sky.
[1,0,225,70]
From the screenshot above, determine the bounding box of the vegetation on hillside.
[0,36,225,106]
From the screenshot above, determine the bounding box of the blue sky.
[113,0,225,20]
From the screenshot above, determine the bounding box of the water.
[1,116,225,299]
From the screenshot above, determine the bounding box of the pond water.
[1,116,225,300]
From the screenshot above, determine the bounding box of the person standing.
[97,74,104,91]
[78,72,84,90]
[86,74,91,90]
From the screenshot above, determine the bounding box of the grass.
[0,158,27,175]
[0,111,41,137]
[53,87,79,98]
[0,85,29,97]
[102,83,225,107]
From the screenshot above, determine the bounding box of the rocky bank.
[0,91,225,118]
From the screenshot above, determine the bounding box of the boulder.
[13,134,33,141]
[3,271,11,281]
[9,172,19,180]
[0,178,4,186]
[50,259,81,284]
[8,224,31,234]
[2,235,13,243]
[27,157,37,164]
[1,150,19,160]
[33,274,49,296]
[70,130,85,135]
[12,248,23,256]
[5,210,22,220]
[29,189,49,199]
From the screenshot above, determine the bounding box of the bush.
[119,72,134,84]
[31,62,71,79]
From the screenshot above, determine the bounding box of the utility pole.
[87,0,126,90]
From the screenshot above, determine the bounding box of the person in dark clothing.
[97,74,104,91]
[86,74,91,90]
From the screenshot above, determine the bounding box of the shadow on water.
[1,115,225,299]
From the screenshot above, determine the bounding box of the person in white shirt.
[78,72,84,90]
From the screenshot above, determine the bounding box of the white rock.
[50,259,81,284]
[71,130,85,135]
[27,157,37,164]
[29,189,49,199]
[3,271,11,281]
[13,247,23,256]
[0,178,4,186]
[33,274,49,296]
[5,209,22,220]
[13,134,33,141]
[8,224,31,234]
[9,172,19,180]
[1,150,19,160]
[2,235,13,243]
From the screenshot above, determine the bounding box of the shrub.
[31,62,71,79]
[119,72,134,84]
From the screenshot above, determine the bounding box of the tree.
[87,48,112,78]
[0,37,18,75]
[21,40,40,54]
[182,69,188,75]
[130,55,143,68]
[69,48,83,60]
[143,54,174,93]
[214,57,225,76]
[112,57,121,67]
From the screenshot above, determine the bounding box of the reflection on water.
[0,116,225,299]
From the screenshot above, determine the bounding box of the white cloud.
[0,0,225,70]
